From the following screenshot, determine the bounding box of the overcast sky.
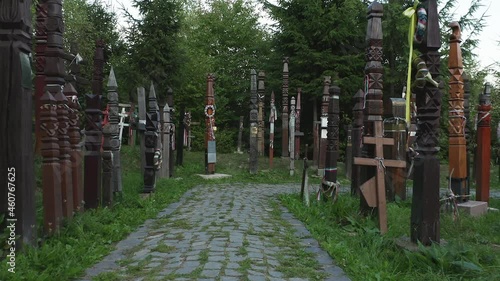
[106,0,499,82]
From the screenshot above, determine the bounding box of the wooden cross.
[354,120,406,234]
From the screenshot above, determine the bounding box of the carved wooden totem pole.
[258,71,266,156]
[205,74,217,174]
[463,72,473,193]
[108,68,122,195]
[289,97,296,176]
[84,40,104,208]
[137,87,146,175]
[318,76,331,175]
[143,83,159,192]
[295,88,302,159]
[448,22,467,202]
[320,84,341,200]
[177,105,185,166]
[0,0,37,244]
[166,87,175,176]
[410,0,443,245]
[269,91,277,169]
[35,0,49,154]
[350,89,364,196]
[476,83,492,202]
[249,70,258,174]
[161,102,170,178]
[282,58,290,157]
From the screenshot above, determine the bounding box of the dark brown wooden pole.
[63,82,83,212]
[143,83,159,192]
[205,74,216,174]
[108,68,122,194]
[34,0,49,155]
[360,1,383,213]
[351,89,364,196]
[0,0,37,245]
[281,57,290,157]
[322,83,340,194]
[476,83,492,202]
[411,0,442,245]
[249,70,258,174]
[448,22,467,202]
[84,40,104,208]
[258,71,266,156]
[319,76,331,175]
[166,87,175,177]
[269,91,277,169]
[295,88,302,159]
[129,102,136,146]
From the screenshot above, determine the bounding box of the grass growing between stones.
[280,193,500,281]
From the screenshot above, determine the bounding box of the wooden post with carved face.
[0,0,37,245]
[205,74,216,174]
[410,0,443,245]
[143,83,159,192]
[249,70,258,174]
[281,58,289,158]
[476,83,492,202]
[448,22,468,202]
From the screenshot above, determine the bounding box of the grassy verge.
[280,193,500,281]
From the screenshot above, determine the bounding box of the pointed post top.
[422,0,441,49]
[54,87,68,103]
[63,82,77,95]
[167,87,173,94]
[367,0,383,16]
[107,67,117,89]
[449,22,461,42]
[163,102,170,112]
[149,82,156,99]
[283,57,289,72]
[329,82,341,98]
[291,96,296,107]
[41,90,56,104]
[483,82,491,96]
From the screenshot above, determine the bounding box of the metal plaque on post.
[208,140,217,163]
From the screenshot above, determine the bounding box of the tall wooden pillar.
[295,88,302,159]
[411,0,442,245]
[281,58,290,157]
[289,97,296,175]
[269,92,277,169]
[360,1,384,213]
[84,40,104,209]
[448,22,467,202]
[143,83,159,192]
[0,0,37,245]
[322,84,340,193]
[476,83,492,202]
[205,74,217,174]
[237,116,244,153]
[258,71,266,156]
[137,87,146,175]
[35,0,49,154]
[351,89,364,196]
[249,70,258,174]
[108,68,122,193]
[319,76,331,175]
[161,103,170,178]
[463,72,472,194]
[176,105,185,166]
[166,87,175,177]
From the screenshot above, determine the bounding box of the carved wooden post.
[411,0,443,245]
[137,87,146,175]
[360,1,383,212]
[0,0,37,245]
[463,72,472,194]
[63,83,83,212]
[101,109,113,205]
[319,76,331,175]
[129,102,136,146]
[322,84,341,195]
[166,87,175,176]
[143,83,159,192]
[476,83,492,202]
[177,105,185,166]
[237,116,244,153]
[35,0,49,154]
[249,70,258,174]
[84,40,104,209]
[313,121,320,167]
[351,89,364,196]
[448,22,467,202]
[258,71,266,156]
[184,112,192,151]
[282,58,290,157]
[295,88,302,159]
[269,91,277,169]
[108,68,122,193]
[345,124,352,178]
[205,74,217,174]
[160,103,170,178]
[289,97,296,176]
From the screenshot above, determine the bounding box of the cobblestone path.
[80,184,350,281]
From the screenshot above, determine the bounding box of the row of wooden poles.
[240,0,493,245]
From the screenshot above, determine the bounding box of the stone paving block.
[201,269,220,278]
[204,261,223,270]
[226,262,240,269]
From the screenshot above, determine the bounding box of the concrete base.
[457,200,488,217]
[317,168,324,177]
[197,173,232,180]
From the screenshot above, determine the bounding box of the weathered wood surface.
[345,124,352,178]
[84,40,104,209]
[354,121,406,234]
[258,71,265,156]
[476,83,492,202]
[143,83,159,192]
[383,98,407,201]
[269,91,277,169]
[205,74,216,174]
[137,87,147,175]
[321,84,340,197]
[350,89,364,196]
[249,69,258,174]
[128,102,136,146]
[463,72,472,194]
[295,88,302,159]
[0,0,37,245]
[281,57,290,157]
[166,87,175,177]
[318,76,331,174]
[410,0,443,245]
[160,103,170,178]
[360,1,384,213]
[108,68,122,194]
[448,22,467,202]
[176,106,185,166]
[289,97,296,176]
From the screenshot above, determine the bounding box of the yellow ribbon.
[403,1,419,124]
